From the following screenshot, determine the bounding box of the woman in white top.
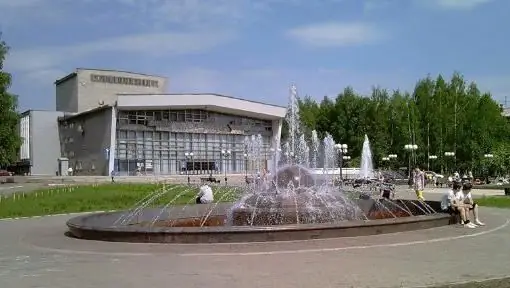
[461,182,485,226]
[440,181,476,228]
[196,185,214,204]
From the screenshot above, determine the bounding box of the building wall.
[19,114,31,160]
[76,69,166,113]
[30,111,64,175]
[55,69,167,113]
[59,107,113,176]
[114,109,278,175]
[56,76,79,112]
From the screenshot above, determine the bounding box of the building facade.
[16,110,64,175]
[58,94,285,176]
[18,69,286,176]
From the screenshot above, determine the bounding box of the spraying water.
[359,134,374,179]
[114,84,435,228]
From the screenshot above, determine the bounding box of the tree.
[289,72,510,175]
[0,35,21,168]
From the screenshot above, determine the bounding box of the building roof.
[57,105,111,121]
[54,68,167,85]
[116,93,286,120]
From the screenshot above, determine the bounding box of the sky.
[1,0,509,111]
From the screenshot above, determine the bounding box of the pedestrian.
[413,167,425,200]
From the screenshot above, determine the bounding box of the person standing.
[413,167,426,200]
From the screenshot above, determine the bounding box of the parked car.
[424,171,444,179]
[0,170,12,176]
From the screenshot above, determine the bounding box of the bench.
[200,177,220,184]
[245,176,254,184]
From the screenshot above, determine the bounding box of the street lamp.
[221,149,231,185]
[184,152,193,184]
[484,153,494,179]
[243,153,248,180]
[388,154,397,170]
[334,143,348,180]
[428,155,438,171]
[444,152,455,174]
[382,157,390,170]
[404,144,418,177]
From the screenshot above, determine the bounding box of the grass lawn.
[0,184,241,219]
[476,196,510,208]
[473,184,510,190]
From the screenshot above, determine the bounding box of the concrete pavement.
[1,190,510,287]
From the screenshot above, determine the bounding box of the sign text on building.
[90,74,159,88]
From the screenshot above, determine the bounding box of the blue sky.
[1,0,509,111]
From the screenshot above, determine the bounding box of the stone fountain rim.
[66,209,451,235]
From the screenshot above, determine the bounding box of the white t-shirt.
[197,185,214,203]
[459,191,473,203]
[440,189,462,210]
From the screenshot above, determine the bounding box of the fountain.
[66,85,450,244]
[359,134,375,179]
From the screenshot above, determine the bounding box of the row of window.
[116,130,271,145]
[113,158,267,174]
[117,109,272,127]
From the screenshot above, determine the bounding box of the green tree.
[0,35,21,167]
[293,73,510,174]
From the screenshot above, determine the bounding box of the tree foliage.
[284,73,510,176]
[0,35,21,167]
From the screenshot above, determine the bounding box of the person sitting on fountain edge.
[440,181,476,228]
[460,182,485,226]
[196,184,214,204]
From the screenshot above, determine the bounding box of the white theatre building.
[18,68,286,176]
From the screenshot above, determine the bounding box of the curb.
[0,210,118,221]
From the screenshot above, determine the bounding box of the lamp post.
[342,155,351,163]
[404,144,418,177]
[428,155,438,171]
[444,152,455,175]
[184,152,193,184]
[243,153,248,179]
[334,144,348,180]
[484,153,494,180]
[388,154,397,170]
[382,157,390,170]
[221,149,231,185]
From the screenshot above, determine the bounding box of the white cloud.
[286,22,384,47]
[416,0,494,10]
[5,31,233,72]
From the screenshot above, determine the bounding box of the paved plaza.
[0,190,510,287]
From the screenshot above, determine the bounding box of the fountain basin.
[66,200,451,244]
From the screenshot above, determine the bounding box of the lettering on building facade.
[90,74,159,88]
